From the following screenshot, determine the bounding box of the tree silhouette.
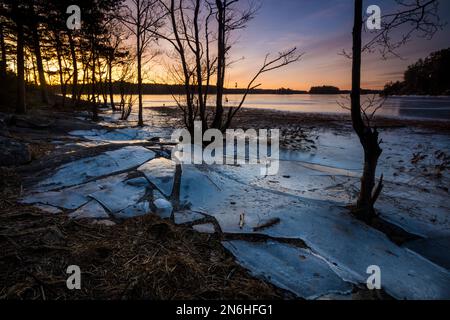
[350,0,442,221]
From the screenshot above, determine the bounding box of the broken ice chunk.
[174,211,205,225]
[89,177,149,213]
[36,146,155,192]
[154,198,173,219]
[138,158,176,197]
[22,190,90,210]
[69,200,110,220]
[114,201,151,219]
[22,174,128,210]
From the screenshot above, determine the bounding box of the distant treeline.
[309,85,380,95]
[383,48,450,96]
[309,86,341,94]
[50,83,381,95]
[48,83,308,95]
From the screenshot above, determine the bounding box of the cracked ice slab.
[114,201,151,219]
[193,223,216,234]
[89,177,149,213]
[174,211,205,225]
[180,164,450,300]
[223,240,352,299]
[69,200,110,219]
[36,146,155,192]
[138,158,176,197]
[22,174,127,210]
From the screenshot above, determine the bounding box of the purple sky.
[226,0,450,90]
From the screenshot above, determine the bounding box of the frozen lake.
[131,94,450,120]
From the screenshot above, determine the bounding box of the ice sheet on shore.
[69,126,170,143]
[193,223,216,234]
[223,240,353,299]
[22,174,128,210]
[173,210,205,224]
[280,128,450,185]
[138,158,176,197]
[89,177,149,213]
[180,164,450,300]
[245,159,450,238]
[36,146,155,192]
[211,127,450,239]
[69,200,110,219]
[379,186,450,238]
[114,201,151,219]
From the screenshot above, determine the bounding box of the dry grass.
[0,167,284,300]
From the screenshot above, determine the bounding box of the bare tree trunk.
[68,33,78,102]
[55,36,66,105]
[168,0,193,133]
[32,28,49,105]
[0,23,7,80]
[16,22,26,114]
[136,0,144,127]
[212,0,225,130]
[97,56,107,107]
[108,56,115,111]
[351,0,383,221]
[193,0,206,130]
[137,43,144,126]
[91,40,98,121]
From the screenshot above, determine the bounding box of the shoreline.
[149,106,450,133]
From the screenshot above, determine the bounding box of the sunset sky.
[223,0,450,91]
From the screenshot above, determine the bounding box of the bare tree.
[155,0,301,135]
[223,48,303,129]
[117,56,137,120]
[119,0,164,126]
[350,0,442,221]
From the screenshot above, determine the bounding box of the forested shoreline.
[383,48,450,96]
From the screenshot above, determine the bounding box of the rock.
[0,136,31,166]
